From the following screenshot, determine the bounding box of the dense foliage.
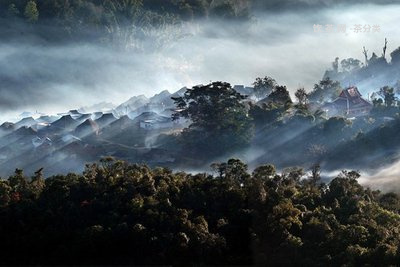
[0,0,249,22]
[308,77,342,104]
[0,0,251,47]
[172,82,254,158]
[1,158,400,265]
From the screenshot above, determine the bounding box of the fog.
[1,3,400,122]
[360,158,400,192]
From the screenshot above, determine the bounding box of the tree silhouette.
[0,159,399,265]
[24,0,39,22]
[172,82,253,158]
[295,87,309,106]
[252,76,277,100]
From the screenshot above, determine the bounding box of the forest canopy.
[1,158,400,265]
[0,0,251,46]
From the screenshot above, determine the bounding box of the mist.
[360,158,400,192]
[1,3,400,122]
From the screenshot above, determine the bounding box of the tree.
[363,46,369,66]
[252,76,277,100]
[7,3,20,17]
[172,82,253,158]
[372,97,384,108]
[340,58,362,72]
[248,102,283,127]
[382,38,388,59]
[29,168,45,199]
[1,159,400,265]
[252,164,276,180]
[209,2,236,19]
[378,86,396,107]
[309,78,342,103]
[24,0,39,22]
[390,47,400,65]
[395,80,400,95]
[102,0,183,51]
[332,57,339,73]
[295,87,309,106]
[211,158,250,184]
[267,85,292,106]
[323,117,349,133]
[309,164,321,185]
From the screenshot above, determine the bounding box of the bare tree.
[362,46,369,66]
[309,164,321,185]
[382,38,388,58]
[295,87,308,106]
[332,57,339,73]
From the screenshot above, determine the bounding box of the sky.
[1,2,400,121]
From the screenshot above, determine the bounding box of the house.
[322,87,372,117]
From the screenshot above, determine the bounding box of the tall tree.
[172,82,253,158]
[340,58,362,72]
[267,85,292,106]
[295,87,309,106]
[7,3,20,17]
[362,46,369,66]
[382,38,388,59]
[309,78,342,103]
[332,57,339,73]
[252,76,277,100]
[24,0,39,22]
[378,86,396,107]
[390,47,400,65]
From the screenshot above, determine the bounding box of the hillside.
[1,79,400,177]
